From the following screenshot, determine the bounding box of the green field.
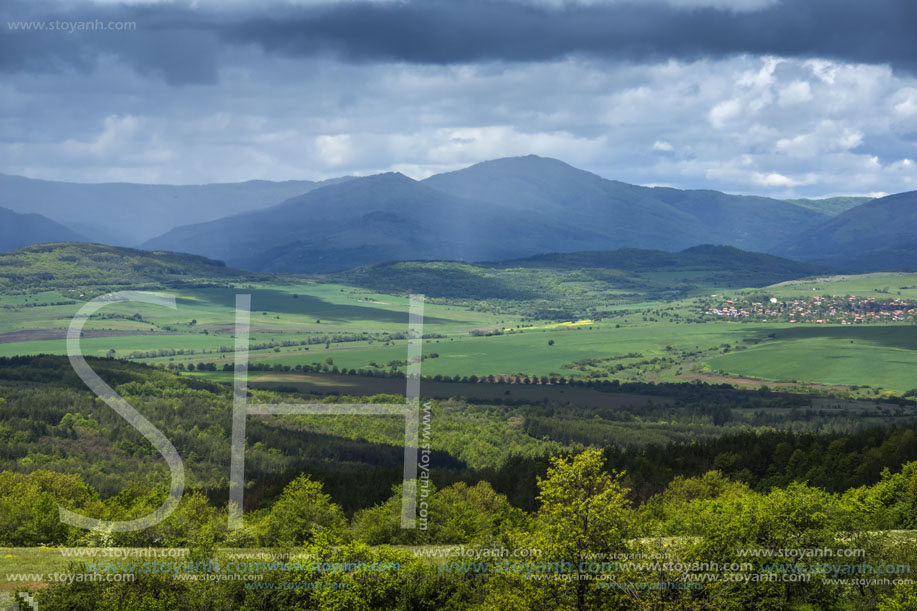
[2,279,916,393]
[691,273,917,391]
[707,325,917,391]
[1,245,915,394]
[767,272,917,300]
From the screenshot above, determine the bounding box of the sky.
[1,0,916,198]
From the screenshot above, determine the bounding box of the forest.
[4,356,917,609]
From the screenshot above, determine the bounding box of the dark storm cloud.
[229,0,917,69]
[0,2,220,84]
[2,0,916,83]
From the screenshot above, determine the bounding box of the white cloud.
[778,80,813,106]
[893,89,917,118]
[751,171,803,187]
[62,115,142,156]
[806,59,839,85]
[315,134,354,167]
[1,54,916,199]
[774,122,862,157]
[709,98,742,128]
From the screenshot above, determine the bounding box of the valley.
[1,244,915,395]
[2,241,917,609]
[0,184,915,609]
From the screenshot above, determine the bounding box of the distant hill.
[0,207,86,253]
[780,191,917,272]
[783,196,873,216]
[146,156,832,273]
[506,244,832,278]
[333,245,831,303]
[0,174,349,245]
[0,242,255,292]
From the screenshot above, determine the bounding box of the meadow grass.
[764,272,917,300]
[1,275,915,392]
[707,325,917,391]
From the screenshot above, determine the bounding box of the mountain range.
[145,156,900,273]
[0,173,350,245]
[2,156,913,273]
[0,206,87,253]
[146,171,566,273]
[779,190,917,272]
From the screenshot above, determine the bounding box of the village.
[703,294,917,324]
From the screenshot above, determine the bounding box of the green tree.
[879,581,917,610]
[687,481,840,610]
[479,449,634,611]
[260,474,346,546]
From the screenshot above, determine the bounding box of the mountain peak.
[443,154,582,175]
[359,171,415,183]
[421,155,607,211]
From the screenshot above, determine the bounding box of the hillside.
[780,190,917,271]
[507,244,832,277]
[0,207,86,253]
[424,156,830,254]
[0,242,256,293]
[331,245,830,309]
[0,174,346,245]
[783,196,873,216]
[146,156,833,272]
